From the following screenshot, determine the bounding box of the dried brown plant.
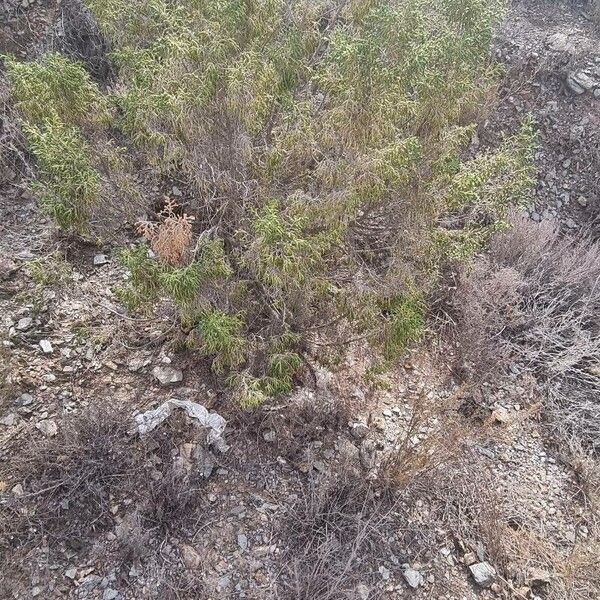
[137,199,195,266]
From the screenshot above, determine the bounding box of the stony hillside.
[0,1,599,599]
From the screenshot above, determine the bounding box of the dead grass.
[0,406,212,594]
[278,469,394,600]
[452,211,600,450]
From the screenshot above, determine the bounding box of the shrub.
[453,212,600,450]
[3,52,109,127]
[7,0,535,404]
[23,120,100,228]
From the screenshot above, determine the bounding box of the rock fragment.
[469,561,496,588]
[152,365,183,386]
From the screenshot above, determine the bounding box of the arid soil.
[0,1,599,599]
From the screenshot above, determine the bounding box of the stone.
[103,589,119,600]
[152,365,183,386]
[238,533,248,551]
[565,218,577,229]
[350,422,369,439]
[378,566,391,580]
[402,567,424,589]
[180,544,201,569]
[16,317,32,331]
[547,32,575,54]
[39,340,53,354]
[469,561,496,588]
[566,71,596,95]
[171,186,182,197]
[93,254,109,266]
[356,583,370,600]
[65,568,78,580]
[577,196,588,207]
[128,357,148,372]
[262,430,276,443]
[0,413,17,426]
[194,445,216,478]
[36,419,58,437]
[491,407,511,425]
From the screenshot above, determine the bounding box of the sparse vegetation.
[2,1,598,599]
[453,212,600,450]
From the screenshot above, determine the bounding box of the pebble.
[469,561,496,588]
[238,533,248,551]
[36,419,58,437]
[152,365,183,386]
[16,317,33,331]
[39,340,53,354]
[93,254,109,266]
[0,413,17,426]
[402,567,424,589]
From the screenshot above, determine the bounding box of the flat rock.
[39,340,54,354]
[152,365,183,386]
[16,317,33,331]
[36,419,58,437]
[93,254,109,266]
[402,567,424,589]
[491,407,511,424]
[0,413,17,427]
[469,561,496,588]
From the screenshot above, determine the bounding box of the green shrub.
[23,120,100,229]
[195,309,247,374]
[3,53,110,230]
[3,0,535,405]
[3,53,109,127]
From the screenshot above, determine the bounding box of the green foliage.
[4,53,108,230]
[38,0,536,406]
[3,53,109,127]
[196,310,246,373]
[433,116,537,260]
[245,200,333,291]
[27,252,73,288]
[115,245,161,310]
[23,121,100,228]
[380,293,426,359]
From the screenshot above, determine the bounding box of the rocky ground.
[0,1,599,599]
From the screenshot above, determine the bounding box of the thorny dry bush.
[0,406,213,594]
[45,0,112,81]
[453,212,600,451]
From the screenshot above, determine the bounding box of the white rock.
[152,366,183,386]
[16,317,33,331]
[39,340,53,354]
[469,561,496,588]
[0,413,17,426]
[36,419,58,437]
[402,567,424,588]
[93,254,109,266]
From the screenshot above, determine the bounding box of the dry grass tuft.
[0,406,212,592]
[452,211,600,450]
